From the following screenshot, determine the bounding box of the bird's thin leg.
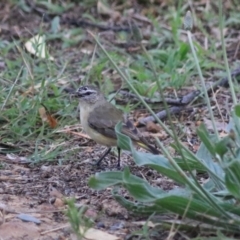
[117,147,121,168]
[96,147,111,166]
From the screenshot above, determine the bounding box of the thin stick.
[41,224,70,235]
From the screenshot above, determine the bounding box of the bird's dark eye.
[82,87,88,91]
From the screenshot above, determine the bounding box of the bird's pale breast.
[80,104,117,147]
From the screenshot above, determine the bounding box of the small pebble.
[96,222,105,228]
[110,221,125,231]
[17,213,41,225]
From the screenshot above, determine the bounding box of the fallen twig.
[138,67,240,125]
[117,89,201,106]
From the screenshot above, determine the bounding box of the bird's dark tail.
[124,119,160,155]
[136,141,160,155]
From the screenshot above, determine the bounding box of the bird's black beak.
[63,88,80,98]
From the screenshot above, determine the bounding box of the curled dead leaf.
[79,227,120,240]
[22,86,36,96]
[25,34,54,60]
[146,121,161,133]
[97,1,121,21]
[39,106,57,128]
[53,198,65,208]
[49,186,63,198]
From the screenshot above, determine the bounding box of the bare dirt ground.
[0,146,176,239]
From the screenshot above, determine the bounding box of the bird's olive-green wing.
[88,102,143,141]
[88,102,160,154]
[88,102,124,139]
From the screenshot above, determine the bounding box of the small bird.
[75,85,159,167]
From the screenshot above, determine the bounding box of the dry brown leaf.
[80,227,120,240]
[102,200,127,217]
[39,106,58,128]
[49,186,63,198]
[146,121,161,133]
[22,86,36,96]
[37,203,57,212]
[53,198,65,208]
[211,27,228,41]
[132,13,152,24]
[97,1,121,21]
[25,34,54,60]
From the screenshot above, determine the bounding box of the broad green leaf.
[203,179,216,192]
[113,193,169,214]
[115,190,240,231]
[174,156,206,171]
[214,137,230,158]
[196,141,225,189]
[114,187,192,214]
[232,114,240,142]
[197,141,223,177]
[155,195,231,227]
[178,42,189,60]
[132,152,187,185]
[115,122,132,151]
[122,168,164,202]
[51,16,60,34]
[225,160,240,200]
[234,105,240,118]
[213,190,235,200]
[197,124,216,156]
[173,146,207,172]
[115,122,187,185]
[88,171,123,190]
[122,168,164,194]
[220,201,240,216]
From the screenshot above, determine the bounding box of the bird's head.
[75,85,103,104]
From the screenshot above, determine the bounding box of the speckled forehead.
[77,85,98,94]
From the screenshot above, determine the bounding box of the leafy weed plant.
[89,3,240,238]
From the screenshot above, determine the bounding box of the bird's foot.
[116,163,121,169]
[90,161,105,169]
